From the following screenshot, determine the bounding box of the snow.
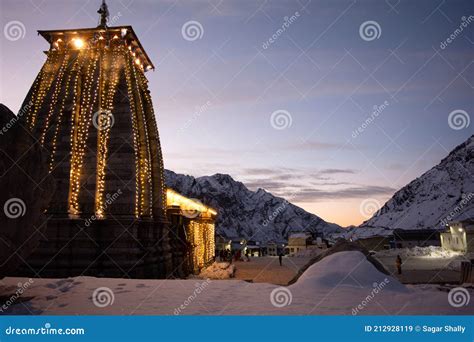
[291,251,406,292]
[197,262,235,279]
[376,246,462,259]
[1,251,471,315]
[361,135,474,230]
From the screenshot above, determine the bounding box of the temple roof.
[37,25,155,71]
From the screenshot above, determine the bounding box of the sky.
[0,0,473,227]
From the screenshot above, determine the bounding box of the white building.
[441,220,474,253]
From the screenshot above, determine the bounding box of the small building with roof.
[441,220,474,253]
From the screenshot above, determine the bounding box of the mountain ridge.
[165,169,343,243]
[359,135,474,232]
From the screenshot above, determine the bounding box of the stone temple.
[14,1,215,278]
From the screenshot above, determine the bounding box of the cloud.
[291,185,396,202]
[318,168,357,175]
[283,140,356,151]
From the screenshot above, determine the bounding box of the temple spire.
[97,0,109,27]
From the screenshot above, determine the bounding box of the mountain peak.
[165,169,342,242]
[361,135,474,231]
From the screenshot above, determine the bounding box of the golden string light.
[40,50,71,146]
[95,46,120,218]
[130,55,153,217]
[48,52,87,172]
[27,51,61,129]
[68,50,100,214]
[124,50,142,217]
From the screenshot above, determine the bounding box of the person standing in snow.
[278,252,283,266]
[396,255,402,275]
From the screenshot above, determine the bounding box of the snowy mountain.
[360,135,474,231]
[165,170,343,243]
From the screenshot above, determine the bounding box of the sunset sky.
[1,0,473,226]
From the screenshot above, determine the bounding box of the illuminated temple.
[15,1,216,278]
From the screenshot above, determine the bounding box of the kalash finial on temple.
[97,0,110,28]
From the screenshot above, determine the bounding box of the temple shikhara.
[15,1,216,278]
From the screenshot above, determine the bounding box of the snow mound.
[291,251,406,292]
[376,246,462,258]
[198,262,235,279]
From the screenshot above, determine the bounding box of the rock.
[165,169,343,243]
[0,103,55,277]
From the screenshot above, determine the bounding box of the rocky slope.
[360,135,474,231]
[165,170,342,243]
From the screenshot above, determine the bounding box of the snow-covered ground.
[375,246,462,259]
[375,247,471,273]
[0,251,471,315]
[197,262,235,279]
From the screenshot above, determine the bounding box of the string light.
[72,38,85,49]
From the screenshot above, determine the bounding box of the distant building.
[393,229,442,248]
[230,239,247,251]
[215,235,231,253]
[356,236,391,252]
[286,233,312,256]
[441,220,474,253]
[266,242,286,256]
